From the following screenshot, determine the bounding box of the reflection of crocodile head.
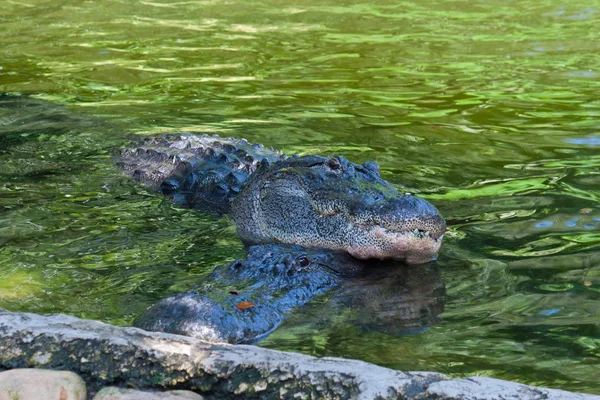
[232,155,446,264]
[134,244,445,344]
[333,261,445,336]
[119,135,446,263]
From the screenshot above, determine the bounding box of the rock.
[94,387,203,400]
[0,312,598,400]
[0,312,443,399]
[0,368,86,400]
[425,376,598,400]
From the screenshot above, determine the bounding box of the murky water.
[1,0,600,393]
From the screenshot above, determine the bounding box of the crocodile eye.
[293,256,311,268]
[327,157,342,171]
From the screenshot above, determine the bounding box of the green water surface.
[1,0,600,394]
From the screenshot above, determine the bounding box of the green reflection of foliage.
[0,271,44,301]
[562,233,600,245]
[425,178,551,201]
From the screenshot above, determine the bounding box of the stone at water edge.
[425,376,598,400]
[94,387,204,400]
[0,369,86,400]
[1,312,599,400]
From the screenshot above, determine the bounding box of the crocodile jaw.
[346,226,444,264]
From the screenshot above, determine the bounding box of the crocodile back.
[118,134,285,215]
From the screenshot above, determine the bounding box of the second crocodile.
[134,243,445,343]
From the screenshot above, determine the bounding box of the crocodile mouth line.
[347,213,445,240]
[382,226,444,242]
[346,224,444,264]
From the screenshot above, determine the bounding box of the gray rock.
[0,368,86,400]
[424,376,599,400]
[94,387,203,400]
[0,312,598,400]
[0,312,444,399]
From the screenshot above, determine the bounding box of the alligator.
[134,243,445,343]
[119,133,446,343]
[118,134,445,264]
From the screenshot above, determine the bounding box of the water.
[1,0,600,393]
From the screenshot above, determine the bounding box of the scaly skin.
[119,134,446,263]
[118,134,284,215]
[134,244,445,343]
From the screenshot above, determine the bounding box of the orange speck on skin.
[235,301,256,310]
[584,280,592,287]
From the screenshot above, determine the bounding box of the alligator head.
[118,134,446,263]
[231,155,446,264]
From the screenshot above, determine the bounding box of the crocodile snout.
[379,194,446,239]
[351,194,446,239]
[347,194,446,263]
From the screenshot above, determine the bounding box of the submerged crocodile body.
[134,244,445,343]
[119,133,447,343]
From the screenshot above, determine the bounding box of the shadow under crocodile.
[134,244,445,344]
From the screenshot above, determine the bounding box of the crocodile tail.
[117,133,285,215]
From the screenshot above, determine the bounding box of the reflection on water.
[1,0,600,394]
[331,261,445,336]
[566,137,600,147]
